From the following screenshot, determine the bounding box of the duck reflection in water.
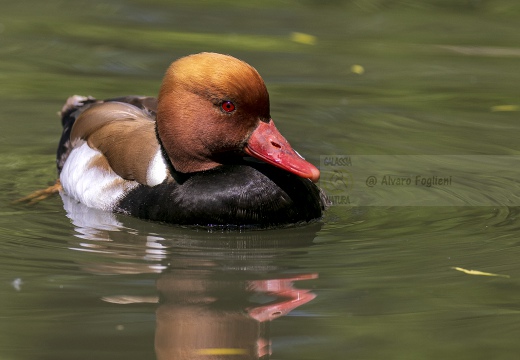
[61,193,321,359]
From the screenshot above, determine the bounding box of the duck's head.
[157,52,320,182]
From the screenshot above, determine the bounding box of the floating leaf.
[491,105,519,112]
[196,348,248,355]
[452,267,510,278]
[351,64,365,75]
[290,32,317,45]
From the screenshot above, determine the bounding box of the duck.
[52,52,327,227]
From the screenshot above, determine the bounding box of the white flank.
[146,149,168,186]
[60,142,139,211]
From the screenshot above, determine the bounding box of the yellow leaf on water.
[290,32,317,45]
[452,267,510,278]
[491,105,520,112]
[351,64,365,75]
[196,348,248,355]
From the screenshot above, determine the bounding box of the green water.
[2,1,520,359]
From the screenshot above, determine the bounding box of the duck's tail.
[56,95,99,174]
[56,95,158,174]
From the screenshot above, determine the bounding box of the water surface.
[2,1,520,359]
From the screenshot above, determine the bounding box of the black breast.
[115,162,327,228]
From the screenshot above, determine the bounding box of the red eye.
[221,101,235,113]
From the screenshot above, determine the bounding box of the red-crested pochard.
[55,53,327,227]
